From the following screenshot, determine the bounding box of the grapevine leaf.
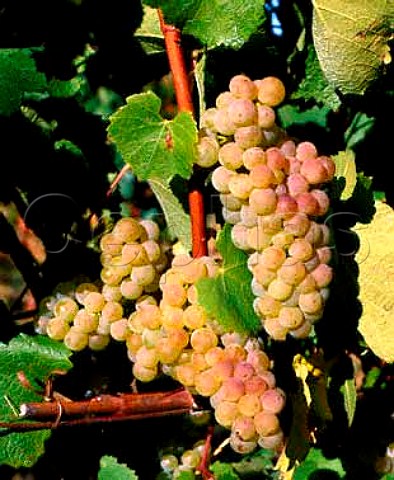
[308,376,333,424]
[47,77,85,98]
[148,177,192,252]
[98,455,139,480]
[107,92,197,183]
[344,112,376,150]
[332,150,357,200]
[291,45,341,110]
[54,140,85,158]
[0,48,47,116]
[196,224,261,335]
[381,474,394,480]
[232,451,276,477]
[357,201,394,363]
[312,0,394,95]
[210,461,240,479]
[293,448,345,479]
[343,172,376,225]
[135,6,165,55]
[144,0,265,50]
[0,334,73,468]
[277,104,330,130]
[340,378,357,426]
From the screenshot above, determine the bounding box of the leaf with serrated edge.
[340,378,357,426]
[196,224,261,334]
[312,0,394,95]
[148,177,192,252]
[332,150,357,200]
[293,447,345,479]
[107,92,197,182]
[98,455,138,480]
[0,334,73,468]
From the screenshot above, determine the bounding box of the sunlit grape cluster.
[196,74,336,340]
[36,217,169,352]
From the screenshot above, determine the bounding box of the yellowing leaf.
[332,150,357,200]
[312,0,394,94]
[357,201,394,362]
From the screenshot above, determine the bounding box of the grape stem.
[198,425,215,480]
[106,164,131,198]
[158,9,208,258]
[0,389,195,433]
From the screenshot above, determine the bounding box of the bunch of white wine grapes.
[196,74,336,340]
[157,441,206,479]
[36,217,169,352]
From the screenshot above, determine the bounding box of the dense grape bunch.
[196,74,336,340]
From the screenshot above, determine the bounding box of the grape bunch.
[158,441,206,479]
[37,217,169,352]
[196,74,336,340]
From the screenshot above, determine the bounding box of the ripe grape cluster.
[37,217,169,352]
[196,74,336,340]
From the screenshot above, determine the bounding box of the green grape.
[88,333,110,351]
[120,280,144,300]
[46,317,71,341]
[183,305,207,330]
[216,91,236,108]
[283,214,311,237]
[196,135,219,168]
[64,328,89,351]
[131,264,157,286]
[228,173,253,200]
[102,284,122,302]
[288,238,314,262]
[190,327,218,354]
[211,165,235,194]
[257,430,284,451]
[141,239,162,264]
[99,233,124,256]
[175,363,196,387]
[75,282,99,305]
[195,368,222,397]
[161,305,184,330]
[262,317,288,341]
[112,217,143,243]
[160,453,179,472]
[220,193,244,212]
[139,219,160,241]
[209,359,235,382]
[181,449,201,469]
[204,346,226,367]
[162,283,188,308]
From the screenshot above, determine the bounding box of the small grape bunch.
[195,73,336,341]
[157,441,206,479]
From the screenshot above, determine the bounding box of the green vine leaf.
[135,6,165,55]
[293,448,346,479]
[196,224,261,335]
[98,455,139,480]
[148,177,192,251]
[312,0,394,95]
[0,48,47,116]
[291,45,341,110]
[340,378,357,426]
[344,112,376,150]
[277,104,331,130]
[143,0,265,50]
[0,334,73,468]
[332,150,357,200]
[210,461,240,479]
[107,92,197,183]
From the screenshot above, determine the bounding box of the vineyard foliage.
[0,0,393,479]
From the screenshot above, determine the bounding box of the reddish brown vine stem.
[158,9,208,258]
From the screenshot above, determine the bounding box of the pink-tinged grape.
[139,219,160,241]
[187,285,198,304]
[190,327,218,353]
[165,327,189,351]
[277,258,306,286]
[53,297,79,322]
[222,208,241,225]
[310,189,330,216]
[224,343,247,363]
[136,295,157,308]
[73,309,99,334]
[109,318,129,341]
[257,76,286,107]
[289,157,302,174]
[200,107,218,130]
[82,292,105,314]
[281,289,301,308]
[242,146,267,170]
[300,158,329,184]
[304,255,320,272]
[121,243,149,266]
[296,192,320,216]
[88,334,110,351]
[254,295,281,318]
[229,433,258,454]
[296,274,317,294]
[311,263,333,288]
[244,375,269,395]
[256,211,283,235]
[261,388,286,414]
[317,246,332,264]
[319,223,331,246]
[247,227,274,252]
[304,311,323,324]
[141,240,161,264]
[220,193,244,212]
[237,393,262,417]
[272,231,294,250]
[289,320,312,339]
[211,165,235,193]
[64,328,89,351]
[234,125,263,149]
[249,188,277,215]
[101,301,124,323]
[221,331,247,347]
[126,332,143,354]
[102,284,122,303]
[175,363,196,387]
[287,173,309,197]
[229,74,258,100]
[254,411,281,436]
[266,147,289,173]
[257,246,286,271]
[112,217,143,243]
[213,109,236,135]
[218,142,244,170]
[280,139,296,157]
[252,265,276,288]
[160,453,179,473]
[161,305,184,330]
[120,280,143,300]
[135,345,159,368]
[240,204,258,227]
[132,363,158,382]
[228,173,254,200]
[216,91,236,108]
[100,267,124,286]
[304,222,323,246]
[228,98,258,127]
[162,283,188,308]
[258,370,276,389]
[159,269,185,288]
[232,416,258,441]
[210,359,235,382]
[295,141,318,162]
[263,317,288,341]
[278,306,305,330]
[191,352,209,372]
[142,328,162,348]
[215,400,240,428]
[319,155,336,180]
[257,430,284,451]
[204,346,226,366]
[196,135,219,168]
[75,283,100,305]
[233,361,255,382]
[299,291,323,314]
[130,264,156,287]
[267,278,293,301]
[47,317,71,341]
[257,104,276,129]
[276,194,298,219]
[195,368,221,397]
[231,223,250,250]
[99,233,124,256]
[97,316,111,335]
[183,305,207,330]
[289,238,314,261]
[250,164,276,188]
